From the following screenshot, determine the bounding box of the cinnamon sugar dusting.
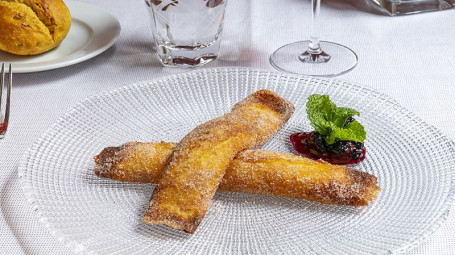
[94,143,379,208]
[142,90,295,233]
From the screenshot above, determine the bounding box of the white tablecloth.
[1,0,455,254]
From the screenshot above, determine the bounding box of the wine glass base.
[298,49,331,63]
[270,41,358,77]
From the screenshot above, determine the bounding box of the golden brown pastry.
[0,0,71,55]
[142,90,294,233]
[95,142,380,207]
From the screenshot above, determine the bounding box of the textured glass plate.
[18,68,455,254]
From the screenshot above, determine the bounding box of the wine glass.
[270,0,358,77]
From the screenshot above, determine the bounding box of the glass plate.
[18,68,455,254]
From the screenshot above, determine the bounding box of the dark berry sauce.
[290,132,366,165]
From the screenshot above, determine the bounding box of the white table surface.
[1,0,455,254]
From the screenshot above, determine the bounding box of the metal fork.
[0,63,12,139]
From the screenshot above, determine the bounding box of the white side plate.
[0,1,121,73]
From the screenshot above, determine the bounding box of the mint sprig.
[306,94,366,144]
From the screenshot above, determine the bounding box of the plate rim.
[0,1,121,73]
[17,67,455,254]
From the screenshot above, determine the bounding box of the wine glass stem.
[308,0,321,54]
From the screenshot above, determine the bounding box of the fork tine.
[0,63,11,138]
[0,63,4,113]
[4,63,11,123]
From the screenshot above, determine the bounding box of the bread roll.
[0,0,71,55]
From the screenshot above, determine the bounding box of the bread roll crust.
[0,0,71,55]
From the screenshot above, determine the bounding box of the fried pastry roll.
[95,142,380,207]
[141,90,294,233]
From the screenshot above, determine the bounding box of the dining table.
[1,0,455,254]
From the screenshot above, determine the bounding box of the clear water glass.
[145,0,227,67]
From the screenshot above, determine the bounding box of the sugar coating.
[94,144,379,207]
[222,150,379,206]
[141,89,295,233]
[94,142,174,183]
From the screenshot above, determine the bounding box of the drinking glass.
[270,0,358,77]
[145,0,227,67]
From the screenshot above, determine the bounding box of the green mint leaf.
[332,107,360,128]
[325,120,366,144]
[306,95,336,135]
[306,94,366,144]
